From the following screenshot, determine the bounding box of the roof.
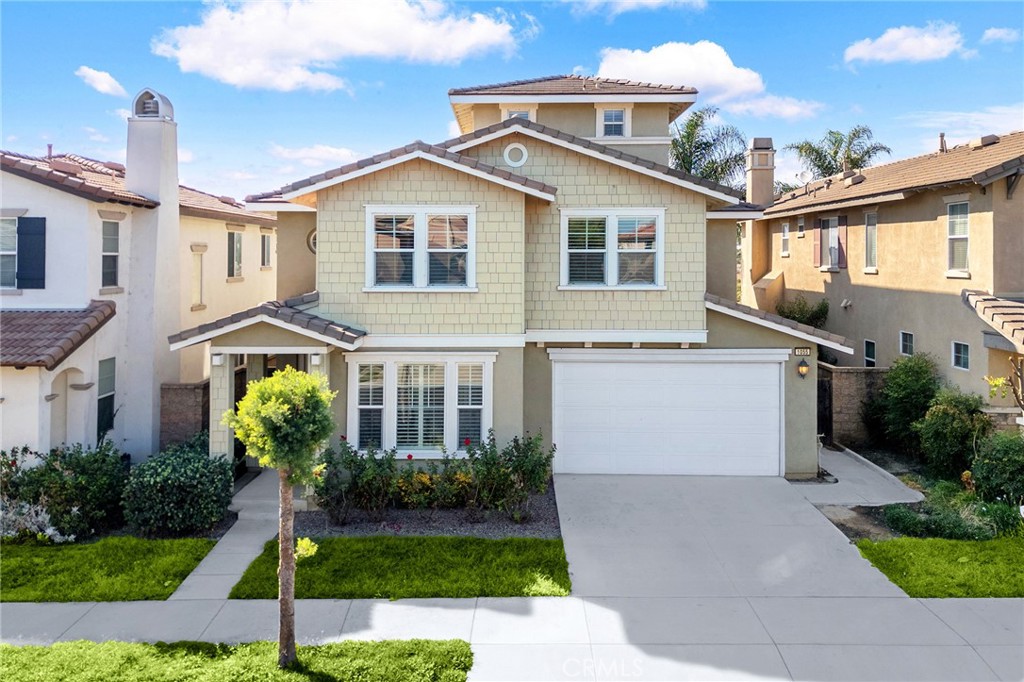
[272,141,558,202]
[1,300,116,371]
[448,75,697,96]
[766,131,1024,217]
[1,151,275,226]
[705,293,853,354]
[441,117,744,202]
[962,290,1024,354]
[168,292,365,351]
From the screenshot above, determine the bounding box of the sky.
[2,1,1022,200]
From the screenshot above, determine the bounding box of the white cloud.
[83,127,110,143]
[225,170,258,181]
[982,27,1021,44]
[900,103,1024,147]
[447,120,462,138]
[571,64,589,75]
[178,149,195,164]
[569,0,705,18]
[111,108,132,122]
[270,143,363,168]
[597,41,823,120]
[74,66,128,97]
[152,0,531,92]
[844,21,972,64]
[6,135,18,143]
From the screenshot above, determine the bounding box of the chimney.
[745,137,775,206]
[939,132,947,153]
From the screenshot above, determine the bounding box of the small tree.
[223,366,335,669]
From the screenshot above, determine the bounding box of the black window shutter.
[16,217,46,289]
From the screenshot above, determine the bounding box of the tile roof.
[440,117,744,200]
[705,292,851,350]
[1,300,116,371]
[962,290,1024,354]
[1,151,275,226]
[448,75,697,96]
[168,292,365,347]
[766,131,1024,216]
[270,141,557,200]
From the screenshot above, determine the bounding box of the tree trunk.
[278,468,297,669]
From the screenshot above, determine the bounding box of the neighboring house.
[172,75,852,478]
[740,131,1024,416]
[0,88,277,457]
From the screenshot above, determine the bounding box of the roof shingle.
[448,75,697,96]
[1,300,117,370]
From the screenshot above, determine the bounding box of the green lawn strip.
[858,536,1024,598]
[230,536,571,599]
[0,536,215,602]
[0,639,472,682]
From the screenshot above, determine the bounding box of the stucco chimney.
[745,137,775,206]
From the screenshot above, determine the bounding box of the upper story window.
[864,212,878,270]
[603,109,625,136]
[781,222,790,257]
[952,341,970,370]
[190,243,206,308]
[900,331,914,356]
[499,104,536,122]
[365,206,476,291]
[507,111,530,120]
[101,221,119,288]
[0,218,16,288]
[814,215,847,270]
[560,209,664,289]
[0,216,45,290]
[947,202,969,271]
[260,233,272,268]
[227,229,243,279]
[797,216,805,237]
[864,339,876,368]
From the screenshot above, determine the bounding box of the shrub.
[314,441,398,522]
[7,442,127,538]
[884,477,1022,540]
[466,431,555,521]
[973,431,1024,507]
[884,504,924,536]
[776,294,829,329]
[0,497,75,544]
[913,389,993,478]
[123,433,232,537]
[878,354,942,455]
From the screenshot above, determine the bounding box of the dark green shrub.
[123,433,232,537]
[913,389,992,478]
[466,431,555,521]
[978,501,1024,537]
[314,441,398,522]
[973,431,1024,506]
[8,442,127,538]
[884,504,924,536]
[776,294,829,329]
[861,396,889,445]
[879,354,942,455]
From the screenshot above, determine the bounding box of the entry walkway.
[792,447,925,506]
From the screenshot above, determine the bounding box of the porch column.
[245,354,265,383]
[208,351,236,458]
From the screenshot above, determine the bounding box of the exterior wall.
[819,362,887,448]
[471,104,501,130]
[536,103,596,137]
[992,180,1024,297]
[0,367,43,452]
[706,219,739,300]
[631,103,671,137]
[275,211,317,299]
[315,158,525,335]
[213,322,328,348]
[159,380,208,450]
[465,134,706,331]
[523,343,553,451]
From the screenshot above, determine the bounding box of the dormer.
[448,75,697,164]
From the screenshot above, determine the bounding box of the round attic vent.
[503,143,528,168]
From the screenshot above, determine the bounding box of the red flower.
[340,435,347,441]
[407,454,414,460]
[463,438,471,446]
[8,460,15,467]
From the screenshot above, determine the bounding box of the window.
[797,216,805,237]
[952,342,970,370]
[781,222,790,257]
[507,110,530,120]
[348,354,494,454]
[260,233,272,268]
[191,251,204,306]
[561,209,664,288]
[101,221,119,287]
[900,331,914,356]
[97,358,116,441]
[366,206,475,289]
[602,108,625,136]
[947,202,969,271]
[227,231,242,278]
[864,212,877,270]
[864,339,876,368]
[0,217,15,288]
[819,217,839,267]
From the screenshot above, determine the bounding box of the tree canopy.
[669,106,746,188]
[785,125,892,179]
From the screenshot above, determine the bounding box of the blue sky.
[3,1,1022,199]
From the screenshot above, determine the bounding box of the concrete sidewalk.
[792,447,925,506]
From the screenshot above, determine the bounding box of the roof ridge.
[448,75,567,94]
[449,74,694,95]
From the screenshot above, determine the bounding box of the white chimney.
[745,137,775,206]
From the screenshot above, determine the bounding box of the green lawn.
[0,640,472,682]
[858,536,1024,597]
[0,536,215,602]
[229,536,571,599]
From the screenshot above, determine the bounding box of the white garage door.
[551,350,785,476]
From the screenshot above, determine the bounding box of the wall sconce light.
[211,353,225,366]
[797,359,810,379]
[310,354,322,366]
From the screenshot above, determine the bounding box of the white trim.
[709,210,764,220]
[546,347,793,363]
[864,338,877,367]
[281,149,556,202]
[781,221,790,257]
[211,345,333,355]
[169,314,364,352]
[706,300,854,354]
[450,93,696,104]
[359,334,525,348]
[365,205,477,290]
[778,361,786,477]
[447,124,740,204]
[244,202,316,213]
[498,103,537,122]
[526,329,709,344]
[584,136,673,145]
[557,285,666,291]
[899,330,914,356]
[502,143,528,168]
[943,192,971,203]
[951,340,970,371]
[559,207,666,288]
[863,267,879,275]
[345,351,498,364]
[362,287,479,293]
[595,103,632,138]
[945,270,971,279]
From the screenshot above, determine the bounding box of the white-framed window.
[952,341,970,370]
[820,216,839,267]
[781,222,790,257]
[346,353,495,455]
[365,206,476,290]
[0,217,16,288]
[507,110,530,120]
[864,339,876,368]
[947,202,969,271]
[101,220,119,287]
[227,230,243,278]
[796,216,805,238]
[260,233,272,268]
[560,208,664,288]
[499,104,536,122]
[864,212,878,270]
[899,331,914,356]
[595,104,632,138]
[97,357,116,441]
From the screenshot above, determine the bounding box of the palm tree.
[785,125,892,179]
[670,106,746,188]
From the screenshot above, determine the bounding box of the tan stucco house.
[740,131,1024,420]
[172,76,852,478]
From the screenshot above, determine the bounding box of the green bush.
[466,431,555,521]
[973,431,1024,506]
[776,294,829,329]
[123,433,232,537]
[314,441,398,522]
[879,354,942,454]
[5,442,127,539]
[884,477,1023,540]
[884,504,924,536]
[913,389,992,478]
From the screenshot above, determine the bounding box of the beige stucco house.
[173,76,852,478]
[740,132,1024,420]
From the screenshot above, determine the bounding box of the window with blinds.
[374,215,415,285]
[357,363,384,448]
[947,203,969,271]
[1,217,17,288]
[617,216,656,284]
[567,217,606,284]
[101,221,119,287]
[457,363,483,446]
[227,231,243,278]
[427,214,469,286]
[603,109,625,136]
[396,363,445,448]
[864,213,877,269]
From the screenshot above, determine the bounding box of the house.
[740,132,1024,421]
[171,75,852,478]
[0,88,277,457]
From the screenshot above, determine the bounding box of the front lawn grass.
[0,536,215,602]
[0,639,472,682]
[229,536,571,599]
[858,536,1024,597]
